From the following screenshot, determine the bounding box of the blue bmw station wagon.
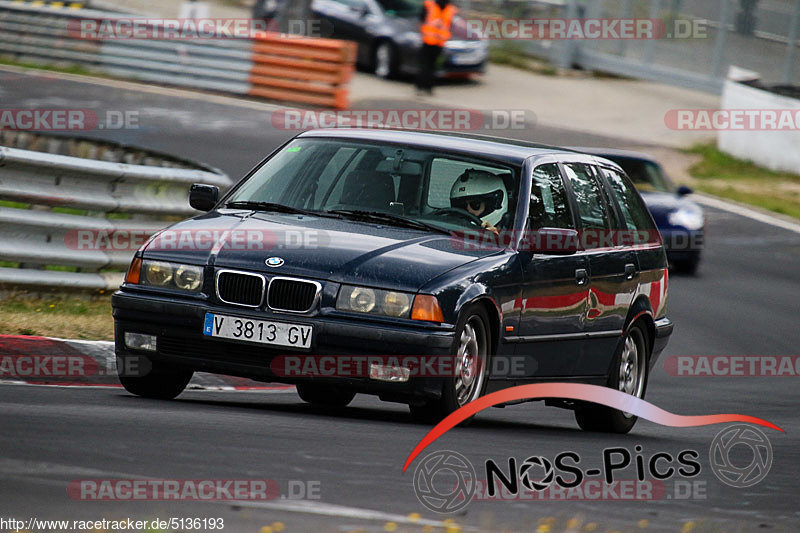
[113,129,673,433]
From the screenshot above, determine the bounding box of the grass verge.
[685,143,800,220]
[489,41,557,75]
[0,293,114,341]
[0,57,95,77]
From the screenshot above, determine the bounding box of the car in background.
[578,149,704,275]
[252,0,488,79]
[113,130,673,434]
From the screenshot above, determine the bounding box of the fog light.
[369,363,411,383]
[124,332,157,352]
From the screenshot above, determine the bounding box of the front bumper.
[438,54,487,77]
[652,316,674,367]
[113,290,455,401]
[660,228,704,254]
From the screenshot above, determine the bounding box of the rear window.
[602,168,657,231]
[529,163,573,229]
[563,163,609,231]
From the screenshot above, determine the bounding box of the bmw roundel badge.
[265,257,284,268]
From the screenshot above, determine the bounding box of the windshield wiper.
[326,210,451,235]
[225,201,342,219]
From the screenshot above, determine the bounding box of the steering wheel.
[430,207,484,228]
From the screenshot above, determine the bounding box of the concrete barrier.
[718,67,800,174]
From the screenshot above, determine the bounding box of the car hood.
[142,211,497,292]
[640,191,701,226]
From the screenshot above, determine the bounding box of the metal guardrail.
[0,137,230,292]
[0,0,357,109]
[466,0,800,93]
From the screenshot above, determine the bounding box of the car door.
[561,162,638,375]
[514,162,590,378]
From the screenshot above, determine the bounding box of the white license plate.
[203,313,312,349]
[451,51,485,65]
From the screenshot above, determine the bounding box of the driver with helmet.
[449,169,507,235]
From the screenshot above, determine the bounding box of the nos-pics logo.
[412,425,773,513]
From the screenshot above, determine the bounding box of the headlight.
[668,208,704,230]
[350,287,376,313]
[144,261,173,286]
[133,260,204,293]
[337,285,413,318]
[401,31,422,46]
[174,265,203,291]
[383,291,411,317]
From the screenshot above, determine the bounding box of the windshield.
[226,138,519,233]
[376,0,423,17]
[612,158,673,193]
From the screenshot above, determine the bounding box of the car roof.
[570,146,659,164]
[298,128,584,166]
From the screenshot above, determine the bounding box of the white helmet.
[449,169,508,226]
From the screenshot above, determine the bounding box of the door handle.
[624,263,636,280]
[575,268,588,286]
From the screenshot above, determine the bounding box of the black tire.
[373,41,396,79]
[297,383,356,408]
[575,324,649,434]
[117,354,193,400]
[408,304,492,424]
[673,257,700,275]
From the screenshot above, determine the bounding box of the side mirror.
[189,184,219,212]
[676,185,693,196]
[521,227,580,255]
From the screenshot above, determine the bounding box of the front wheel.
[117,354,193,400]
[409,305,491,424]
[575,324,649,434]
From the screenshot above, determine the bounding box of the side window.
[563,163,609,231]
[529,163,573,229]
[602,168,656,232]
[426,159,508,209]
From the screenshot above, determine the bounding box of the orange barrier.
[249,33,357,110]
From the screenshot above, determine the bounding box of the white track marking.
[693,194,800,235]
[228,500,463,529]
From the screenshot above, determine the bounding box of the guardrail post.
[643,0,663,65]
[782,0,800,84]
[711,0,733,78]
[617,0,634,56]
[555,0,582,69]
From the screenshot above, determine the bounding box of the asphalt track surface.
[1,70,799,532]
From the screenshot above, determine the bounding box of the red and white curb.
[0,334,294,392]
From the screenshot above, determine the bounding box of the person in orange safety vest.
[416,0,457,96]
